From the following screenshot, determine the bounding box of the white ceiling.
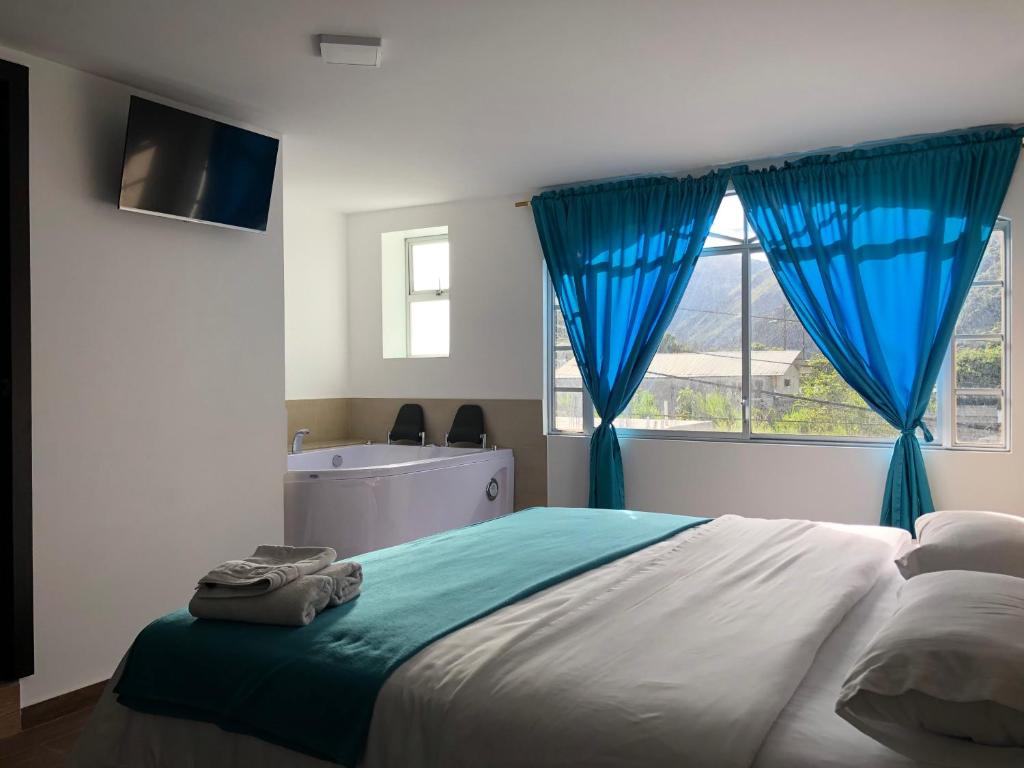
[1,0,1023,213]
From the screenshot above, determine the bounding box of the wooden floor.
[0,705,93,767]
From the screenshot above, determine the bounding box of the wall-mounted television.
[118,96,279,232]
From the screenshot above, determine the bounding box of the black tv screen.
[118,96,279,232]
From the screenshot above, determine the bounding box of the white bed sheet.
[753,560,938,768]
[72,517,919,768]
[363,515,894,768]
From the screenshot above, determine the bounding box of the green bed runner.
[115,507,709,765]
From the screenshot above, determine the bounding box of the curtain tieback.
[900,422,934,443]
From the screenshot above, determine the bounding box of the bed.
[71,509,935,768]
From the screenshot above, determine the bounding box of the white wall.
[547,435,1023,524]
[549,159,1024,524]
[346,197,543,399]
[3,46,286,704]
[283,184,347,399]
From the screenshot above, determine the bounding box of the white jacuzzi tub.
[284,444,515,558]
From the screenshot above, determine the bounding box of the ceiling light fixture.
[318,35,382,67]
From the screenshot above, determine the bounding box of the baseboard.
[0,681,19,737]
[21,680,107,730]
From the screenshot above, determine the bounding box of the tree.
[955,342,1001,389]
[702,391,741,431]
[658,332,685,353]
[629,390,662,420]
[764,356,889,436]
[675,388,702,420]
[674,387,741,431]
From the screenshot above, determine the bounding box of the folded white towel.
[197,545,337,598]
[189,574,333,627]
[320,561,363,607]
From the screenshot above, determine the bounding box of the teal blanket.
[115,507,709,765]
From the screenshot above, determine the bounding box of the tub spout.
[291,428,310,454]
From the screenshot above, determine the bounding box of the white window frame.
[405,233,450,358]
[544,196,1010,452]
[946,217,1011,450]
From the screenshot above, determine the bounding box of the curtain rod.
[513,131,1024,208]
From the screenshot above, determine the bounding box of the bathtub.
[284,444,515,558]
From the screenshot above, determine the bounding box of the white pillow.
[836,570,1024,767]
[896,510,1024,579]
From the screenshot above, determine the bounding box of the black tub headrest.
[389,403,425,444]
[447,404,485,447]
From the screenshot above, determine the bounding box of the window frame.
[405,233,450,358]
[544,197,1010,452]
[946,217,1011,451]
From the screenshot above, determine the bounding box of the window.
[550,296,585,432]
[381,226,450,359]
[546,193,1010,450]
[406,235,450,357]
[951,222,1009,447]
[748,246,897,440]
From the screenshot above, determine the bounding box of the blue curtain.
[733,128,1022,532]
[533,174,727,508]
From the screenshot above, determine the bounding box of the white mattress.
[72,518,925,768]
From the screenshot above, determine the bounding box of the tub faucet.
[291,428,310,453]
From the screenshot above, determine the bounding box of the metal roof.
[555,350,802,381]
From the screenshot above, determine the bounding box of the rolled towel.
[320,561,363,607]
[196,545,337,598]
[189,574,333,627]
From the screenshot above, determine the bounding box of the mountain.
[666,240,1002,356]
[666,254,815,357]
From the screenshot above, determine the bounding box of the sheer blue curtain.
[733,128,1022,532]
[533,174,727,508]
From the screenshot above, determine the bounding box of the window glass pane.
[921,387,939,439]
[553,349,581,388]
[702,194,746,248]
[956,393,1004,445]
[750,251,895,437]
[551,348,587,431]
[409,299,449,356]
[955,339,1002,390]
[976,228,1004,282]
[553,307,570,347]
[745,216,759,244]
[553,390,583,433]
[956,284,1002,335]
[410,239,449,293]
[621,250,742,432]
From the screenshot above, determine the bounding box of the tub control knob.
[332,454,344,468]
[486,478,500,501]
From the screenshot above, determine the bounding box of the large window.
[547,193,1010,450]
